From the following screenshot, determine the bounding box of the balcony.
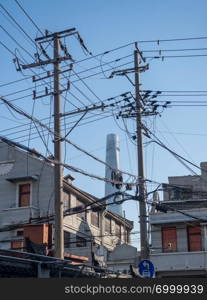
[150,251,207,277]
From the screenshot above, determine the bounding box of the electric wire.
[0,94,131,142]
[0,95,138,182]
[14,0,43,35]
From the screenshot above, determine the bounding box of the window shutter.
[18,183,31,207]
[162,227,177,252]
[187,226,202,251]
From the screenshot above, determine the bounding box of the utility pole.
[106,45,150,259]
[21,28,76,259]
[123,210,126,243]
[53,33,63,259]
[134,44,148,260]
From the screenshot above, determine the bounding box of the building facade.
[149,162,207,277]
[0,140,133,266]
[107,243,139,273]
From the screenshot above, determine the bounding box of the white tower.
[105,133,123,216]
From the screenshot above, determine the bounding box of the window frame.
[63,190,71,211]
[64,230,71,248]
[16,229,24,237]
[115,222,122,240]
[76,197,87,221]
[124,229,130,243]
[187,225,202,252]
[11,240,24,250]
[162,226,177,253]
[169,185,192,201]
[16,182,32,208]
[105,217,112,234]
[91,210,100,228]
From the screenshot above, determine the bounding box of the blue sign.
[138,260,155,278]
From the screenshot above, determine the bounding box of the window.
[115,223,121,239]
[169,185,192,201]
[76,198,86,221]
[18,183,31,207]
[76,235,87,247]
[16,229,23,237]
[124,229,130,243]
[105,217,112,233]
[64,231,71,248]
[63,191,70,211]
[11,240,24,250]
[91,211,99,227]
[187,226,202,252]
[162,227,177,252]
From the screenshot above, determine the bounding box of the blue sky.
[1,0,207,248]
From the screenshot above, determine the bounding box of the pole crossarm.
[35,28,76,41]
[60,103,106,117]
[109,65,149,78]
[32,65,73,82]
[22,56,73,69]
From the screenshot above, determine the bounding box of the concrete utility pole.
[102,44,150,258]
[134,44,148,260]
[22,28,76,259]
[53,34,63,259]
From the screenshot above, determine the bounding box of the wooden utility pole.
[134,45,148,260]
[22,28,76,259]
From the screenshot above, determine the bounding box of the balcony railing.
[150,251,207,273]
[0,206,39,226]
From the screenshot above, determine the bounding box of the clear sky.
[1,0,207,248]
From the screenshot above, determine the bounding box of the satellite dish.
[0,161,14,175]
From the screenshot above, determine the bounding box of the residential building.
[0,139,133,267]
[107,243,139,273]
[149,162,207,277]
